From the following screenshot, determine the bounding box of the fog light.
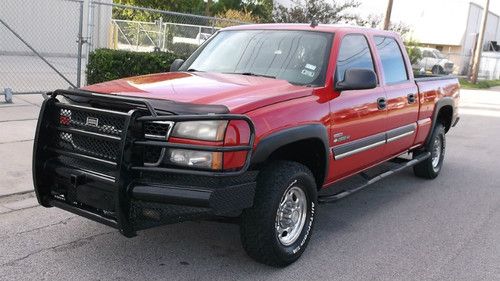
[168,149,221,169]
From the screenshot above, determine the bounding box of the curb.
[0,190,34,200]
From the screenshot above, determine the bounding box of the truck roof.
[222,23,399,37]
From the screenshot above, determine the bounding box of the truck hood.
[82,72,312,114]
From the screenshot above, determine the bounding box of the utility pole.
[471,0,490,83]
[205,0,212,17]
[383,0,394,30]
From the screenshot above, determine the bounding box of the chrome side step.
[318,152,431,203]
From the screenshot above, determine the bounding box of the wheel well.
[437,105,453,132]
[267,138,326,189]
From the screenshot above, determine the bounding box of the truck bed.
[414,74,460,134]
[414,74,458,82]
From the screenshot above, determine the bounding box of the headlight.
[171,121,227,141]
[168,149,222,170]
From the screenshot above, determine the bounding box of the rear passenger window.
[336,35,375,82]
[374,36,408,84]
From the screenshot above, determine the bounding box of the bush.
[404,39,422,65]
[86,49,177,85]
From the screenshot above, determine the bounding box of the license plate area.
[76,183,116,211]
[48,163,117,212]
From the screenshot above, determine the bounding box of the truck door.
[328,34,388,182]
[373,36,419,157]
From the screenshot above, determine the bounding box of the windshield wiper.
[234,72,276,79]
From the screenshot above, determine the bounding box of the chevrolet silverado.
[33,24,460,267]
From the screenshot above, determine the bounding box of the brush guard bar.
[33,89,256,237]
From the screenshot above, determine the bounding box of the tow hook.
[70,174,86,188]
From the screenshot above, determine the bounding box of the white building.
[358,0,500,74]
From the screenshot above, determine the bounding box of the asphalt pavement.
[0,89,499,280]
[0,55,82,93]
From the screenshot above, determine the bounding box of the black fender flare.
[426,96,454,145]
[250,124,330,184]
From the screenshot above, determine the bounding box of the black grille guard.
[33,89,256,237]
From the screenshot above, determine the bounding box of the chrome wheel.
[431,137,442,170]
[275,185,307,246]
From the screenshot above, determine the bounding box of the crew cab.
[33,24,460,267]
[413,47,455,74]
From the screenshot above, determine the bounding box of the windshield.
[181,30,333,86]
[433,50,445,59]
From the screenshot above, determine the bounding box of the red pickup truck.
[33,24,459,267]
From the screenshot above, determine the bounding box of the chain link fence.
[0,0,246,97]
[413,50,500,80]
[101,2,246,55]
[0,0,85,94]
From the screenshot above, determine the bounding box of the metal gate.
[0,0,86,96]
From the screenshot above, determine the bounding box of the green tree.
[356,14,421,65]
[273,0,360,24]
[114,0,205,14]
[405,39,422,65]
[113,0,272,22]
[215,9,258,27]
[356,14,410,37]
[242,0,273,22]
[113,0,206,21]
[212,0,272,22]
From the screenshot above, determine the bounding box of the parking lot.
[0,89,499,280]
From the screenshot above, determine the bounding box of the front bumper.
[33,89,256,237]
[42,158,256,235]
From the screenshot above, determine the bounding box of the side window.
[336,34,375,82]
[423,50,434,58]
[374,36,409,84]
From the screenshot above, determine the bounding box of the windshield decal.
[301,69,315,78]
[305,64,317,71]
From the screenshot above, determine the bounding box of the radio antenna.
[310,19,318,28]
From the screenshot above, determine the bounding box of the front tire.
[240,161,317,267]
[432,65,444,75]
[413,123,446,179]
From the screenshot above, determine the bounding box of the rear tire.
[413,123,446,179]
[240,161,317,267]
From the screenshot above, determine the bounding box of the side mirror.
[170,59,185,72]
[335,68,377,91]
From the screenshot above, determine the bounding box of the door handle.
[407,93,417,104]
[377,97,387,110]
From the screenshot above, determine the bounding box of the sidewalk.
[489,86,500,92]
[0,94,43,197]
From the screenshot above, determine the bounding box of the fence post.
[85,0,95,83]
[76,0,85,88]
[162,21,167,51]
[158,17,163,50]
[3,88,13,103]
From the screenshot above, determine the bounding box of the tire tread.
[414,123,446,179]
[240,161,316,267]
